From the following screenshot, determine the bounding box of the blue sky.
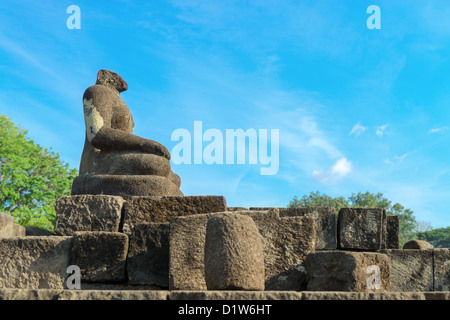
[1,1,450,228]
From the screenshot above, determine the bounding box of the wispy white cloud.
[349,122,367,137]
[384,153,408,165]
[395,153,409,162]
[312,157,352,184]
[376,124,388,136]
[299,116,342,159]
[0,35,58,78]
[428,126,448,134]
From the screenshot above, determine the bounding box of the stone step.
[0,288,448,300]
[54,195,227,235]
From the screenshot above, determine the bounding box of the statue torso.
[80,85,135,173]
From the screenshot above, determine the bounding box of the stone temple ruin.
[0,69,448,301]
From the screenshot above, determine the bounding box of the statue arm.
[90,127,171,159]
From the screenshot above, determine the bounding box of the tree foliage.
[415,227,450,248]
[290,191,349,213]
[0,114,78,231]
[289,191,419,246]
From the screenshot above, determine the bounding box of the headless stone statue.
[71,69,183,197]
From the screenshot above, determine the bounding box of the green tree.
[0,114,78,231]
[290,191,349,213]
[289,191,419,247]
[415,227,450,248]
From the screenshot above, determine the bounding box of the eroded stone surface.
[122,195,227,233]
[434,248,450,291]
[169,209,315,291]
[338,208,387,250]
[169,213,213,290]
[54,195,124,236]
[250,207,336,250]
[71,174,183,198]
[305,251,391,292]
[0,236,73,289]
[380,249,433,292]
[204,213,265,290]
[279,207,336,250]
[245,210,315,291]
[72,232,129,283]
[386,216,399,249]
[403,240,433,249]
[127,223,170,287]
[0,289,434,301]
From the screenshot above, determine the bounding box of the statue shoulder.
[82,84,112,101]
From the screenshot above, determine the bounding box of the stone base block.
[434,248,450,291]
[127,223,170,287]
[122,195,227,233]
[71,174,183,198]
[169,209,315,291]
[54,195,125,236]
[72,232,129,283]
[245,210,315,291]
[204,213,265,290]
[169,213,213,291]
[379,249,433,292]
[305,251,391,292]
[0,237,73,289]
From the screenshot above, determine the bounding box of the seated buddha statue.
[71,69,183,197]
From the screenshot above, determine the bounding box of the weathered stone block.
[380,249,433,292]
[338,208,387,250]
[305,251,391,292]
[245,210,315,290]
[72,232,128,283]
[403,239,433,249]
[386,216,399,249]
[127,223,170,288]
[204,213,265,290]
[433,248,450,291]
[249,207,336,250]
[54,195,125,236]
[0,212,25,237]
[122,195,227,233]
[279,207,336,250]
[169,209,315,291]
[169,213,213,290]
[0,237,73,289]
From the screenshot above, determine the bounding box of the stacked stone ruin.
[0,70,448,300]
[1,200,449,298]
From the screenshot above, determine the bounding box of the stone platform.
[0,288,447,300]
[0,197,448,301]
